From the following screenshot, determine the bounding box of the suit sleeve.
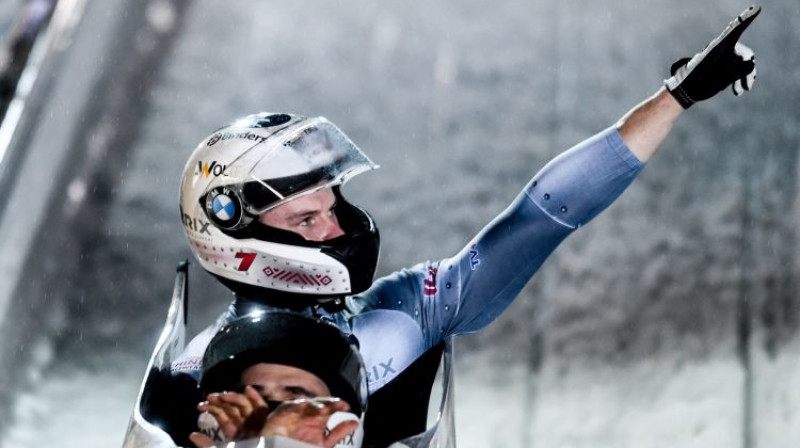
[434,126,644,335]
[353,126,644,346]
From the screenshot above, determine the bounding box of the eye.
[237,384,266,395]
[285,386,314,398]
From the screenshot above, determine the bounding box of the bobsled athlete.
[171,5,761,445]
[190,312,367,448]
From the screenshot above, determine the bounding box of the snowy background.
[0,0,798,447]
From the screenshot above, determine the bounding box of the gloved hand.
[665,5,761,109]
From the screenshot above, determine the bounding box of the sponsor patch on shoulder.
[423,266,438,296]
[171,358,202,373]
[469,244,481,270]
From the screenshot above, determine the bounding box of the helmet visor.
[227,118,377,215]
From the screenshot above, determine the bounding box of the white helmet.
[179,113,380,305]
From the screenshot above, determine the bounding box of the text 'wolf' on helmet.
[179,112,380,303]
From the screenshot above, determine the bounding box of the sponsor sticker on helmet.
[205,187,244,229]
[182,213,212,236]
[196,161,227,178]
[206,131,268,147]
[212,195,235,220]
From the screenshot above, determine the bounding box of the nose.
[314,215,345,241]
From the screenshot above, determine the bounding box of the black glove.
[665,5,761,109]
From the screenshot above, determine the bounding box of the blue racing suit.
[171,126,644,393]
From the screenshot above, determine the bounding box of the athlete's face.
[259,188,345,241]
[238,363,331,402]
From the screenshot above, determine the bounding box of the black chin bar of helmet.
[318,192,380,295]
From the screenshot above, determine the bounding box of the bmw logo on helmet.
[205,187,244,229]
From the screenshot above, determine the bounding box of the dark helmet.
[179,112,380,304]
[200,311,367,416]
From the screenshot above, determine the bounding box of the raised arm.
[358,6,764,343]
[435,5,763,336]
